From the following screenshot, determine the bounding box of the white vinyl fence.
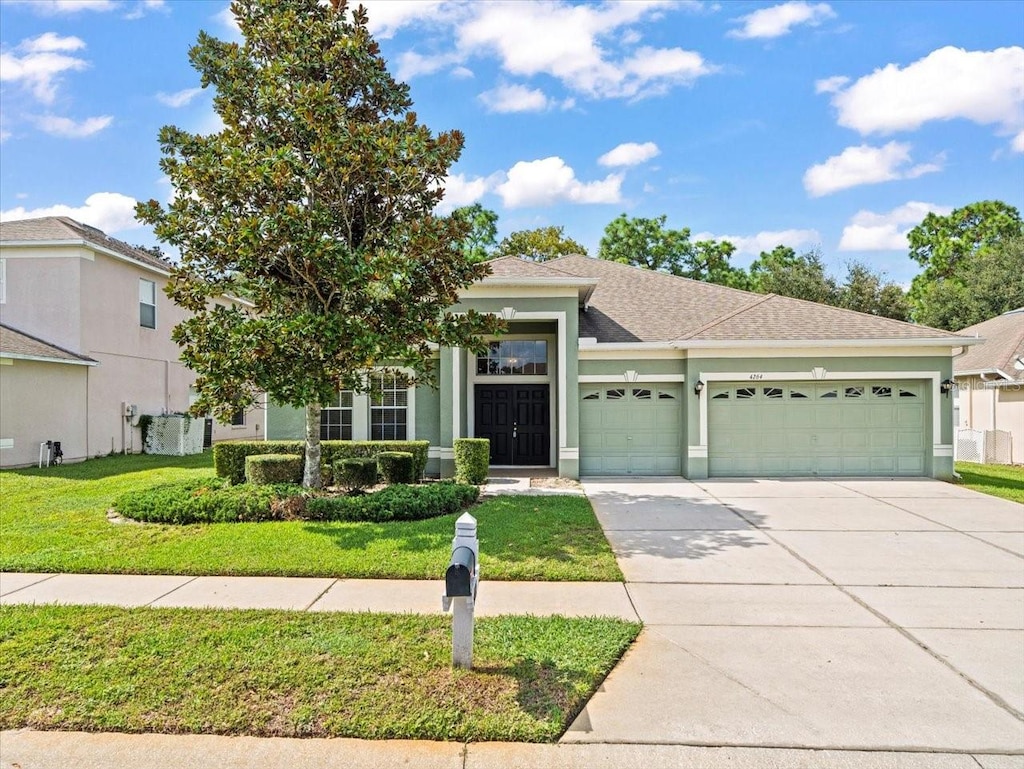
[955,428,1013,465]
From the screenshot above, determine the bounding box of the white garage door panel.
[708,380,927,477]
[580,385,682,475]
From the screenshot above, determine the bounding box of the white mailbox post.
[442,512,479,669]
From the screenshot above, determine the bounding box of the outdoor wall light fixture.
[694,380,705,396]
[940,379,955,396]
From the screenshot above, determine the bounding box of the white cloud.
[696,229,820,256]
[435,173,498,214]
[357,0,447,39]
[496,157,622,208]
[4,0,116,13]
[478,84,551,113]
[33,114,112,138]
[0,33,89,104]
[0,191,141,233]
[838,201,953,251]
[453,1,714,99]
[729,1,835,40]
[814,75,848,94]
[156,88,203,108]
[0,129,10,143]
[396,51,462,81]
[1013,131,1024,154]
[124,0,168,20]
[214,6,242,41]
[450,66,474,79]
[803,141,943,197]
[598,141,660,167]
[827,46,1024,145]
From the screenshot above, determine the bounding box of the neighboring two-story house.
[0,216,261,468]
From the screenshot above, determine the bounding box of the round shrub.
[246,453,303,485]
[337,457,378,492]
[114,478,306,524]
[377,451,415,484]
[454,438,490,484]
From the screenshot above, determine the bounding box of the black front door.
[474,385,550,466]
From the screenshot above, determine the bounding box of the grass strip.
[0,453,622,581]
[0,605,640,742]
[954,461,1024,504]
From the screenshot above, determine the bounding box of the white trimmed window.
[231,408,246,427]
[320,391,353,440]
[139,279,157,328]
[370,373,408,440]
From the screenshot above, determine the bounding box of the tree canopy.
[136,0,500,487]
[907,201,1024,329]
[450,203,498,263]
[494,225,588,261]
[598,214,745,287]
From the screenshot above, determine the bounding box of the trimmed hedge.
[113,477,306,524]
[214,440,430,485]
[377,451,414,485]
[454,438,490,484]
[305,482,479,523]
[246,454,303,485]
[113,478,478,525]
[337,458,378,492]
[214,442,303,485]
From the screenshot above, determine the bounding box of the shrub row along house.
[0,217,260,468]
[266,256,975,481]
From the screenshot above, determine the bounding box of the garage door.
[708,381,927,477]
[580,385,682,475]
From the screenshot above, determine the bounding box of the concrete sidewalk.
[0,572,636,619]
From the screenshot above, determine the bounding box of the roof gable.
[0,216,173,274]
[954,308,1024,380]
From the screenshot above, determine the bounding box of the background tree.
[747,246,836,304]
[494,225,587,261]
[136,0,500,488]
[450,203,498,263]
[835,261,910,321]
[912,236,1024,330]
[598,213,742,286]
[907,201,1024,328]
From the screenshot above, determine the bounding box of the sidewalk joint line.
[0,572,59,597]
[303,578,339,611]
[145,575,199,607]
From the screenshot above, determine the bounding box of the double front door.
[474,384,550,466]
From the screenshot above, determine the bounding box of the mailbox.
[445,546,476,598]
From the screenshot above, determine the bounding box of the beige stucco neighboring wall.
[0,358,89,467]
[957,375,1024,464]
[1,244,261,460]
[0,248,84,351]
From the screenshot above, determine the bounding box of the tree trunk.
[303,403,323,489]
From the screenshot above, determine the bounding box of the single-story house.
[266,255,975,480]
[953,307,1024,464]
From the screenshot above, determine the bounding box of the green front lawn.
[0,453,621,581]
[954,462,1024,504]
[0,604,640,741]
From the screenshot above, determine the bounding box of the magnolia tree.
[137,0,501,487]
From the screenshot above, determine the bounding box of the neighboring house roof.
[0,323,97,366]
[545,255,972,346]
[953,308,1024,382]
[0,216,174,274]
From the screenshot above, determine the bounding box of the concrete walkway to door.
[566,477,1024,759]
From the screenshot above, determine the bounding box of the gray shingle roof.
[0,216,173,273]
[954,308,1024,381]
[0,323,96,365]
[545,255,970,344]
[484,255,582,279]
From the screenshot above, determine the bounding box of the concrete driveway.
[566,477,1024,756]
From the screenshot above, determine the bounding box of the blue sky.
[1,0,1022,286]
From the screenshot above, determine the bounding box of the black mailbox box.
[445,546,476,597]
